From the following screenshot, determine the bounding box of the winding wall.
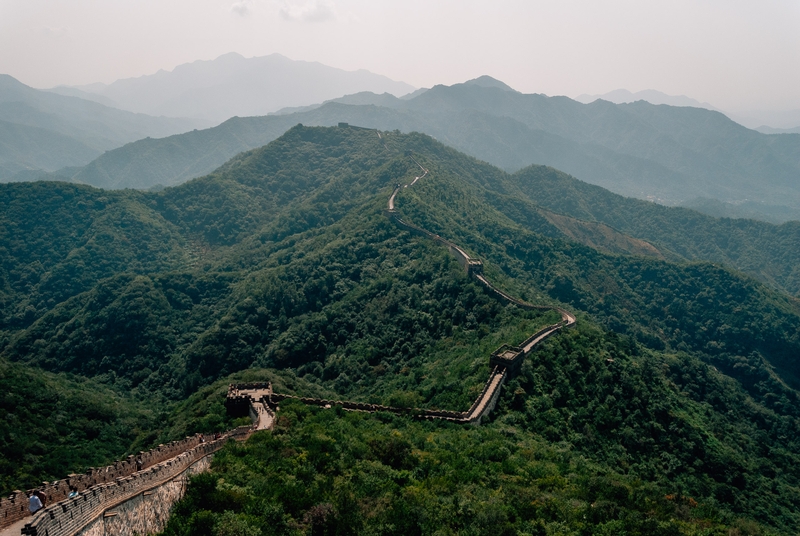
[228,148,575,427]
[4,131,577,536]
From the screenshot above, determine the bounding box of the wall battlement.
[1,427,253,534]
[13,427,252,536]
[1,434,207,531]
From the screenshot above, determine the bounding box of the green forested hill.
[0,181,190,330]
[509,165,800,296]
[2,126,800,532]
[0,358,159,494]
[80,110,800,298]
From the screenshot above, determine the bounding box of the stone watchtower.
[489,344,525,375]
[466,259,483,276]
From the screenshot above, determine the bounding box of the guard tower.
[489,344,525,375]
[467,259,483,276]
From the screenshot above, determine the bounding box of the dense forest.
[507,165,800,296]
[1,125,799,533]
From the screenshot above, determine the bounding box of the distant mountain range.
[752,124,800,135]
[0,54,416,181]
[574,88,719,111]
[5,59,800,224]
[576,88,800,133]
[0,75,201,180]
[50,52,416,123]
[55,78,800,224]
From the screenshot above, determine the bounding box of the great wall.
[0,426,254,536]
[1,128,575,536]
[226,148,575,426]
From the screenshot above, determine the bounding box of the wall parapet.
[0,434,211,531]
[19,426,252,536]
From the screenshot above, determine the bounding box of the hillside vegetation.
[508,165,800,296]
[61,110,800,300]
[0,358,158,494]
[1,126,799,532]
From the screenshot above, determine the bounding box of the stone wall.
[1,435,207,531]
[225,166,577,430]
[74,456,213,536]
[17,427,252,536]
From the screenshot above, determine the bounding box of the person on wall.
[28,491,43,514]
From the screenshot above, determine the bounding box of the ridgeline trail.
[227,132,576,427]
[3,127,576,536]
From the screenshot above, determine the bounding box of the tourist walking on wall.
[28,491,43,514]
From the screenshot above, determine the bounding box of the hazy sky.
[1,0,798,112]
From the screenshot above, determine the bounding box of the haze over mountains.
[54,76,800,225]
[0,74,200,180]
[51,53,416,123]
[4,53,799,225]
[0,54,417,182]
[577,88,800,134]
[575,88,719,111]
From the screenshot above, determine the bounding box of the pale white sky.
[0,0,798,111]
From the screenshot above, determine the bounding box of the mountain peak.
[462,75,517,92]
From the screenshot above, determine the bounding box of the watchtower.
[489,344,525,375]
[467,259,483,276]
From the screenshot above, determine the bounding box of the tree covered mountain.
[57,106,800,300]
[2,126,800,532]
[507,165,800,296]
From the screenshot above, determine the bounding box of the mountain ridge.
[55,81,800,224]
[62,52,416,122]
[54,102,800,299]
[574,88,719,110]
[0,74,202,179]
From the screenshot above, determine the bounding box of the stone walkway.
[0,516,29,536]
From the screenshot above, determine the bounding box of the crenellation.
[1,434,213,531]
